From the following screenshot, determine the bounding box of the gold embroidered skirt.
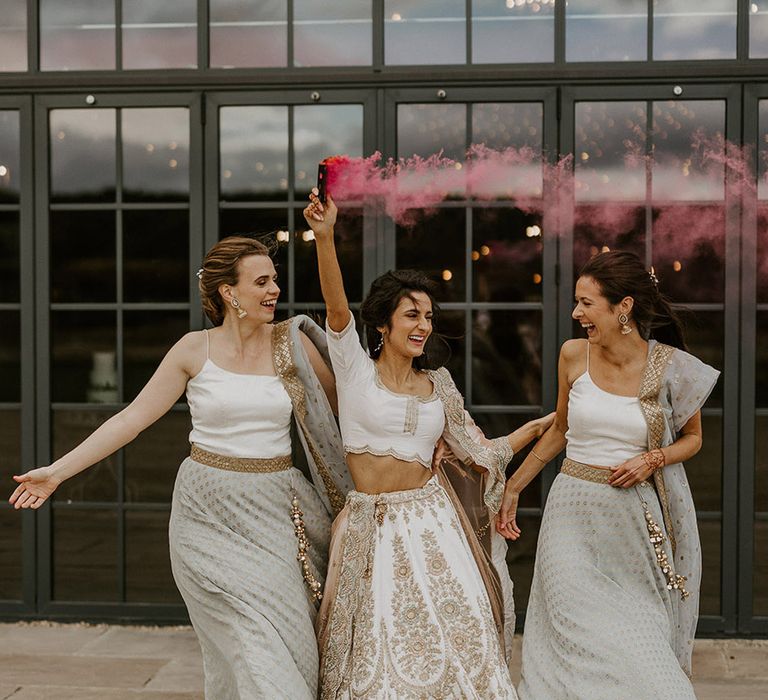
[317,475,517,700]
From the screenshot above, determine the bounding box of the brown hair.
[198,236,271,326]
[578,250,687,350]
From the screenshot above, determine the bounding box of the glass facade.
[0,3,765,636]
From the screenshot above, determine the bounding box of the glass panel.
[40,0,116,71]
[755,413,768,615]
[124,311,189,401]
[220,106,288,201]
[0,312,20,403]
[575,102,647,202]
[651,100,725,201]
[294,0,372,67]
[53,409,119,502]
[50,210,116,303]
[566,0,646,62]
[126,511,182,602]
[472,0,554,64]
[0,111,20,202]
[759,205,768,303]
[398,103,466,160]
[759,100,768,204]
[0,508,22,600]
[125,412,191,503]
[0,212,20,302]
[472,310,541,406]
[50,109,116,203]
[122,0,197,69]
[699,519,721,615]
[396,209,466,303]
[218,210,290,297]
[122,108,190,202]
[435,310,466,395]
[385,0,465,65]
[53,509,118,600]
[51,311,117,403]
[573,205,645,275]
[758,313,768,407]
[0,410,20,482]
[0,0,27,72]
[652,205,725,303]
[679,312,724,406]
[751,1,768,58]
[294,105,364,198]
[686,414,722,511]
[124,210,189,303]
[653,0,736,60]
[471,102,544,199]
[295,207,363,303]
[209,0,287,68]
[472,207,543,303]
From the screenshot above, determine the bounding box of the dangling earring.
[373,333,384,353]
[231,297,248,319]
[618,312,632,335]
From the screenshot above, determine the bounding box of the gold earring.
[618,312,632,335]
[231,298,248,319]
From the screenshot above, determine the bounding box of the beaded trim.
[642,499,689,599]
[560,458,613,484]
[290,490,323,603]
[190,444,291,473]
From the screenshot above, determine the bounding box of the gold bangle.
[530,449,546,463]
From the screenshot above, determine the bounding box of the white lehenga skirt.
[519,466,697,700]
[317,475,518,700]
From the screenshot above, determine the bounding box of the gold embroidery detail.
[561,457,613,484]
[290,490,323,603]
[190,444,291,473]
[403,395,419,435]
[642,500,689,599]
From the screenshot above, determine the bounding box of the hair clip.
[648,267,659,287]
[196,268,204,279]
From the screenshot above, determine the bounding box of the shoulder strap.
[203,328,210,360]
[586,340,590,370]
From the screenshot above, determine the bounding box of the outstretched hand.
[9,467,61,509]
[496,486,522,540]
[303,189,338,241]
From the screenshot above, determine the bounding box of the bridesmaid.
[10,235,352,699]
[498,250,718,700]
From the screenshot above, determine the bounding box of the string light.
[302,230,315,242]
[442,269,453,281]
[480,245,490,256]
[276,230,290,243]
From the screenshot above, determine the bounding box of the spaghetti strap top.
[186,329,293,459]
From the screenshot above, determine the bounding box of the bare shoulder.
[170,330,208,377]
[560,338,587,364]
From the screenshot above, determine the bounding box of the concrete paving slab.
[0,687,20,700]
[693,680,768,700]
[0,622,108,655]
[724,641,768,680]
[0,654,164,689]
[9,688,204,700]
[691,639,730,679]
[143,657,205,693]
[77,626,201,660]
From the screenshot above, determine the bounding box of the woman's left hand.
[608,453,655,488]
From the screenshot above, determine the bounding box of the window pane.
[0,0,27,72]
[53,409,119,502]
[0,212,20,302]
[125,412,190,503]
[472,0,554,64]
[124,210,189,303]
[472,207,543,303]
[122,0,197,69]
[294,105,364,198]
[396,209,466,303]
[210,0,287,68]
[126,511,182,602]
[759,205,768,304]
[50,211,116,303]
[122,108,190,202]
[51,311,117,403]
[220,106,288,201]
[653,0,736,60]
[0,410,20,483]
[651,100,726,201]
[0,111,20,202]
[684,313,724,407]
[755,413,768,615]
[124,311,189,401]
[573,205,646,278]
[750,1,768,58]
[699,518,721,615]
[567,0,647,62]
[385,0,465,65]
[0,312,20,403]
[759,101,768,203]
[50,109,116,203]
[756,313,768,410]
[0,508,22,600]
[53,509,118,601]
[40,0,116,71]
[435,310,466,395]
[294,0,372,67]
[472,310,541,406]
[687,413,722,511]
[575,102,647,202]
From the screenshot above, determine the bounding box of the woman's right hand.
[9,467,61,509]
[496,484,522,540]
[303,189,338,242]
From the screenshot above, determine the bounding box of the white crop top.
[326,312,445,469]
[565,345,648,466]
[186,329,293,459]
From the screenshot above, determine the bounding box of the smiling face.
[222,254,280,321]
[572,275,633,345]
[379,291,433,360]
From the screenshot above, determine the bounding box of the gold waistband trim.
[561,457,613,484]
[190,444,292,473]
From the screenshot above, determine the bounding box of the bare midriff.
[346,453,432,495]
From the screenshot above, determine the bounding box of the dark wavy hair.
[359,270,445,370]
[578,250,687,350]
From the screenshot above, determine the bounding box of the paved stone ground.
[0,622,765,699]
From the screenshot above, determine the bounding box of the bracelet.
[530,449,546,463]
[641,448,665,472]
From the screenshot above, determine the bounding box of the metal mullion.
[27,0,39,73]
[372,0,384,69]
[51,303,189,311]
[189,92,205,330]
[465,102,473,401]
[738,0,750,61]
[466,0,472,65]
[0,303,22,311]
[645,98,653,269]
[0,204,21,212]
[288,0,295,68]
[219,200,298,210]
[288,105,296,306]
[116,0,123,71]
[647,0,654,62]
[51,501,123,511]
[49,203,120,211]
[554,0,566,65]
[198,0,210,70]
[113,202,190,211]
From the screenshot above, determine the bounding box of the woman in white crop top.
[497,251,719,700]
[304,191,553,699]
[10,235,353,700]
